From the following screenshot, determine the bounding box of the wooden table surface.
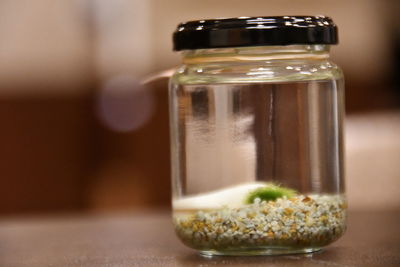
[0,210,399,267]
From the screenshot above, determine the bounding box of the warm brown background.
[0,0,399,215]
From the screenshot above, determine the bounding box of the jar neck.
[181,45,330,64]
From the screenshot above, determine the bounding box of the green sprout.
[244,183,297,204]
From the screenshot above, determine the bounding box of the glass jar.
[169,16,346,256]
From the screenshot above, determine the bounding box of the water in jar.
[169,80,346,254]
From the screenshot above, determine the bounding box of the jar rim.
[181,45,330,64]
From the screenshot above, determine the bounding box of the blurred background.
[0,0,399,215]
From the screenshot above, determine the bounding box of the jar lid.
[173,16,338,51]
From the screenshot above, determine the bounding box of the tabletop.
[0,210,399,267]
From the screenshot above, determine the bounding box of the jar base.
[199,247,321,257]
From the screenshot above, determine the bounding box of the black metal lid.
[173,16,338,51]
